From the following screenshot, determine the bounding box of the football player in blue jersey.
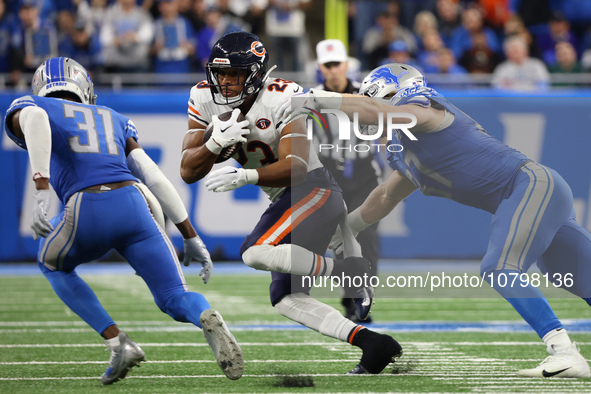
[276,63,591,378]
[3,57,244,384]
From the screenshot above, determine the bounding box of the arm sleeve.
[20,106,52,180]
[127,148,188,224]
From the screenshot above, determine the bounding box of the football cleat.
[101,331,146,385]
[200,309,244,380]
[349,331,403,374]
[353,286,374,321]
[517,342,590,378]
[347,364,369,374]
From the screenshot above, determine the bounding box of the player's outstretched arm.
[181,110,250,184]
[10,107,55,240]
[126,138,212,283]
[330,170,417,252]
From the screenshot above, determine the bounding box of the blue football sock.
[163,292,211,328]
[38,262,115,335]
[485,269,562,338]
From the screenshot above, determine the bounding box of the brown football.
[202,111,247,163]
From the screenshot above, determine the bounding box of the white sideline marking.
[0,342,343,348]
[3,341,591,348]
[0,359,357,365]
[0,374,385,381]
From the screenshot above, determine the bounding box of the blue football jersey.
[4,95,138,204]
[387,88,529,213]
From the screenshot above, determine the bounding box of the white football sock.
[275,293,357,342]
[104,336,120,348]
[242,244,335,276]
[543,328,572,354]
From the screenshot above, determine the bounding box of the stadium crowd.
[1,0,590,89]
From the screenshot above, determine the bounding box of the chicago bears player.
[4,57,244,384]
[180,32,402,374]
[277,63,591,378]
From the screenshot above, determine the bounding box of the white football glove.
[205,166,259,192]
[328,223,359,256]
[273,89,343,125]
[183,236,212,284]
[31,189,54,241]
[204,108,250,154]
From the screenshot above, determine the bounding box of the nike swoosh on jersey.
[542,367,571,377]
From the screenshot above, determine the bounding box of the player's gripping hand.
[205,166,259,192]
[205,108,250,154]
[183,236,212,284]
[31,189,54,240]
[328,224,359,256]
[273,89,343,125]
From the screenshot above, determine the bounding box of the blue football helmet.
[206,32,270,108]
[32,57,96,105]
[359,63,426,98]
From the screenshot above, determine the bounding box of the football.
[202,111,247,163]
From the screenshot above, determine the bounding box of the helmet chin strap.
[262,65,277,83]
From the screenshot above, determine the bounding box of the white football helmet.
[32,57,96,105]
[359,63,426,98]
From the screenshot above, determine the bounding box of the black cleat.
[347,364,369,374]
[350,330,402,374]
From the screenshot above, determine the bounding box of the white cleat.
[517,342,591,378]
[200,309,244,380]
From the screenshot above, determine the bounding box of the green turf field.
[1,269,591,393]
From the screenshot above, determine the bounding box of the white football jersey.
[188,77,323,201]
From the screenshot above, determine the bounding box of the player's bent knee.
[274,293,303,317]
[242,245,275,271]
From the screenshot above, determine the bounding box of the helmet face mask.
[359,63,427,99]
[32,57,96,105]
[206,32,269,108]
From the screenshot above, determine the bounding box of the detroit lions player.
[180,32,402,375]
[276,63,591,378]
[4,57,243,384]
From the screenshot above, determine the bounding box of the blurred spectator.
[549,41,583,87]
[12,0,58,73]
[397,0,436,29]
[182,0,205,32]
[412,10,437,50]
[151,0,195,73]
[477,0,510,29]
[555,0,591,37]
[208,0,266,35]
[0,0,16,74]
[424,47,467,74]
[265,0,310,71]
[100,0,154,72]
[536,11,579,66]
[351,1,389,69]
[417,28,444,71]
[450,6,500,60]
[379,39,421,70]
[492,35,549,91]
[58,17,101,71]
[362,10,417,70]
[75,0,107,35]
[195,6,242,70]
[504,14,537,56]
[509,0,552,31]
[459,31,501,73]
[435,0,460,47]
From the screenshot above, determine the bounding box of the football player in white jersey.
[180,31,402,374]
